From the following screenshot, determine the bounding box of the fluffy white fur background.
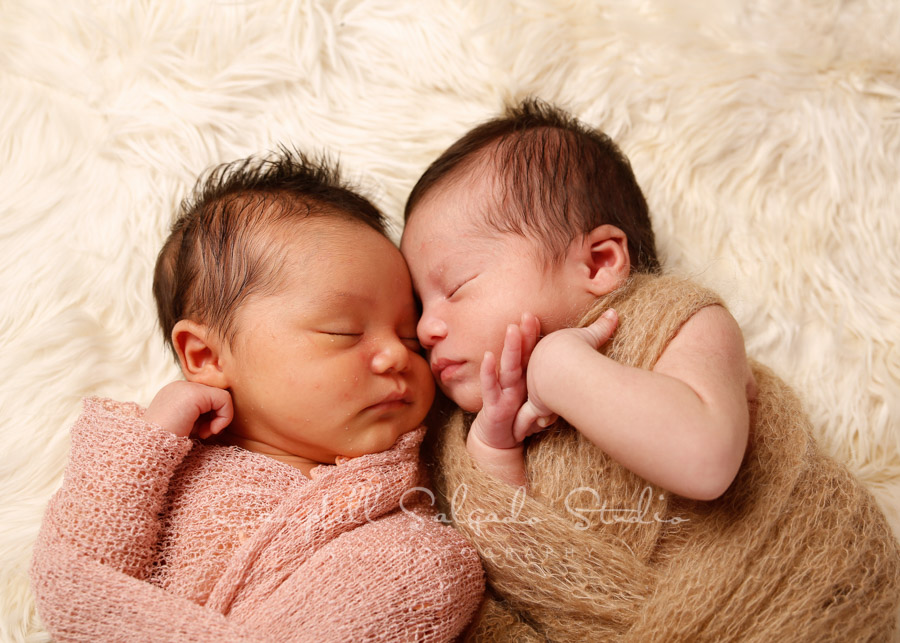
[2,0,899,639]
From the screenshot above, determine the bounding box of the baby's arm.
[30,395,260,641]
[32,397,196,578]
[233,512,483,642]
[32,548,265,642]
[32,383,230,576]
[525,305,752,500]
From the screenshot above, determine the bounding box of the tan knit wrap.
[423,273,900,642]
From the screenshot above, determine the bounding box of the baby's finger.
[520,313,541,366]
[498,324,523,389]
[512,401,555,442]
[195,419,228,440]
[211,387,233,413]
[194,389,234,439]
[209,392,233,434]
[582,308,619,348]
[480,351,500,405]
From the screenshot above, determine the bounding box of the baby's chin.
[440,380,484,414]
[341,424,417,459]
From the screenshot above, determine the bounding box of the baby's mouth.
[431,358,465,383]
[364,389,411,412]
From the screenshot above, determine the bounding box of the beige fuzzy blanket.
[2,1,899,640]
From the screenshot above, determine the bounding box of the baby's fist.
[144,381,233,439]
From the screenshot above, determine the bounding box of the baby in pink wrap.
[30,149,484,642]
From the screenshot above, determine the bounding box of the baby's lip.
[382,389,409,403]
[366,389,411,411]
[431,358,465,382]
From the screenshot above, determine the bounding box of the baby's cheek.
[410,360,435,401]
[339,377,361,402]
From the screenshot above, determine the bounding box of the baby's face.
[401,171,593,412]
[223,219,434,463]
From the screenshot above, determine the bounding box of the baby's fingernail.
[537,416,552,427]
[603,308,617,320]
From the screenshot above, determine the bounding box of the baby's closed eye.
[315,330,363,346]
[447,274,477,300]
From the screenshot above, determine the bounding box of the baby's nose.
[416,313,447,348]
[371,337,410,374]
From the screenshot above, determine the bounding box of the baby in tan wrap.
[399,100,900,640]
[401,100,754,499]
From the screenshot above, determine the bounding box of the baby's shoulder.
[659,304,747,365]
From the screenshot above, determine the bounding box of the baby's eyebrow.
[316,290,374,307]
[426,264,449,286]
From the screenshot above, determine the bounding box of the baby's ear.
[579,224,630,296]
[172,320,229,388]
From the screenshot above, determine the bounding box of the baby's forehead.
[401,217,499,286]
[263,215,394,280]
[288,216,399,261]
[407,172,499,234]
[401,151,514,259]
[261,219,410,297]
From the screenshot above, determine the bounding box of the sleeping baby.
[400,99,900,641]
[31,148,484,642]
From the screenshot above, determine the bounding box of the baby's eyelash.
[447,277,472,298]
[319,331,363,342]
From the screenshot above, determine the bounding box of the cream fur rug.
[2,1,899,640]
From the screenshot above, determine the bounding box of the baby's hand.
[143,381,233,439]
[520,308,619,420]
[469,313,555,449]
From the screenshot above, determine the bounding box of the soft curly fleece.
[30,398,484,642]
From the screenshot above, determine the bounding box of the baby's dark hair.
[404,99,660,273]
[153,147,386,360]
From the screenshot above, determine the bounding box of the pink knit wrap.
[31,397,484,641]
